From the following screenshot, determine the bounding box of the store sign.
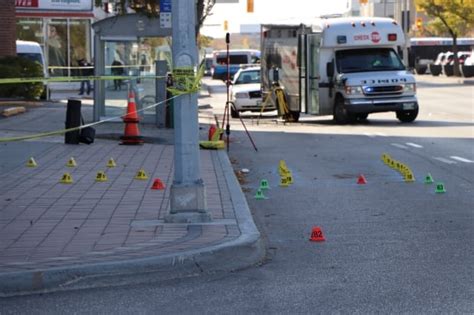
[16,0,39,7]
[16,0,92,11]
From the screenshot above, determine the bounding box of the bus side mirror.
[326,61,334,78]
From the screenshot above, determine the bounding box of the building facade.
[0,0,17,57]
[15,0,94,76]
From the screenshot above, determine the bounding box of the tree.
[417,0,474,76]
[95,0,216,36]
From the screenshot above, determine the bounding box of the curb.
[0,150,264,297]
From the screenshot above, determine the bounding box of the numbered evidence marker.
[60,173,73,184]
[309,226,325,242]
[95,171,108,182]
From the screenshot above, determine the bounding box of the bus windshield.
[336,48,405,73]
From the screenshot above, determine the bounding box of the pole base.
[166,182,211,223]
[164,212,212,223]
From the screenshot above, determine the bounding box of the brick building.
[0,0,17,57]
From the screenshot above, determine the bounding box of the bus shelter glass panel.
[103,40,138,118]
[103,38,171,119]
[141,38,171,117]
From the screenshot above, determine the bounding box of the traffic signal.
[223,20,228,31]
[416,17,423,30]
[247,0,254,13]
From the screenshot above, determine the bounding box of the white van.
[16,40,48,97]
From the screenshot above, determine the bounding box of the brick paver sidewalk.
[0,139,262,295]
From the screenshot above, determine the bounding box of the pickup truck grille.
[249,91,262,98]
[364,85,403,96]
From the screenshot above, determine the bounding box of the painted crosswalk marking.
[450,156,473,163]
[434,157,457,164]
[390,143,408,149]
[406,142,423,148]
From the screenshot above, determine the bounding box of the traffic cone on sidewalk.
[120,90,144,145]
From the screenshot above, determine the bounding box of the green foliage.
[0,57,44,99]
[417,0,474,37]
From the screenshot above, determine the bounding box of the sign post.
[165,0,211,223]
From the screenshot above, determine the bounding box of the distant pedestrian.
[78,58,93,95]
[112,59,124,91]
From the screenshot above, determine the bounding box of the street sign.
[160,0,172,28]
[160,0,171,13]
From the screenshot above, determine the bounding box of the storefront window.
[48,19,68,76]
[69,19,91,76]
[16,18,44,46]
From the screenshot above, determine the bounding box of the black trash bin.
[65,99,81,144]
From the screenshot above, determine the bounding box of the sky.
[201,0,350,38]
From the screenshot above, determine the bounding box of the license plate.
[403,102,415,110]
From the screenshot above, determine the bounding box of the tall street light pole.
[165,0,211,223]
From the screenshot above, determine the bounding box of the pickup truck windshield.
[336,48,405,73]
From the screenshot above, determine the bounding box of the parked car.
[230,66,274,118]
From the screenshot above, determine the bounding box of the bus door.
[299,33,321,115]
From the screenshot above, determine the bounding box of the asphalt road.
[1,76,473,313]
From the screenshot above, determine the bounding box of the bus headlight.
[344,86,363,95]
[404,83,416,93]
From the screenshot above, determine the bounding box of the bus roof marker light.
[388,33,397,41]
[337,35,347,44]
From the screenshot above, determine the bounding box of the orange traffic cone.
[357,174,367,185]
[309,226,325,242]
[120,90,143,145]
[151,178,166,190]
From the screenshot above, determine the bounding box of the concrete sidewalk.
[0,96,263,296]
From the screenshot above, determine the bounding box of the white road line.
[434,157,457,164]
[375,132,387,137]
[450,156,474,163]
[406,142,423,148]
[390,143,408,149]
[364,132,376,138]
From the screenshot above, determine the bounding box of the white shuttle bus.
[261,17,419,123]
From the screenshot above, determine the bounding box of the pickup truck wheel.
[334,97,350,124]
[231,105,240,118]
[396,108,418,123]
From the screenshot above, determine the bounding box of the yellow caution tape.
[0,64,206,142]
[167,65,205,96]
[0,74,166,85]
[0,94,180,143]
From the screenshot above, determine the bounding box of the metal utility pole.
[165,0,211,223]
[402,0,410,67]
